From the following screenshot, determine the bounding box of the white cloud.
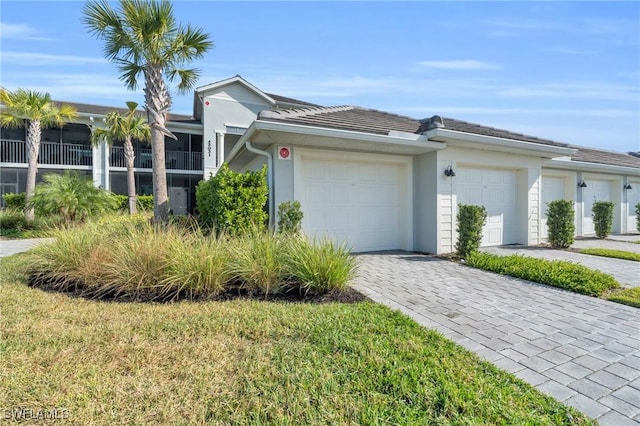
[417,60,501,70]
[1,51,106,65]
[0,22,54,41]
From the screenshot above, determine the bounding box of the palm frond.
[167,68,200,93]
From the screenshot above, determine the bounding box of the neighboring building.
[2,74,639,252]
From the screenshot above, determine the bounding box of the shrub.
[607,287,640,308]
[0,209,29,231]
[592,201,615,239]
[111,194,154,212]
[286,237,356,294]
[196,163,268,235]
[636,203,640,232]
[579,248,640,261]
[0,209,66,237]
[466,252,619,297]
[455,204,487,258]
[277,201,304,234]
[2,192,25,210]
[545,200,575,248]
[28,171,116,223]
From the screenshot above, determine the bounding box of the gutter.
[542,158,640,176]
[425,128,577,157]
[244,140,274,228]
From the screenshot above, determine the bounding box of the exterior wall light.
[444,165,456,177]
[623,183,632,190]
[578,180,587,188]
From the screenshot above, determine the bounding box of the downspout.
[245,141,274,228]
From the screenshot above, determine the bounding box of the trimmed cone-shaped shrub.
[592,201,615,239]
[546,200,575,248]
[455,204,487,258]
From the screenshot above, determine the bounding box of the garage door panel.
[458,167,518,246]
[299,155,407,252]
[582,180,612,235]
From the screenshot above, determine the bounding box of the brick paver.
[354,252,640,424]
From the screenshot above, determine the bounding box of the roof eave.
[425,128,576,158]
[227,120,447,163]
[543,158,640,176]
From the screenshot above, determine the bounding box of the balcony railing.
[110,146,202,170]
[1,140,92,166]
[1,140,203,171]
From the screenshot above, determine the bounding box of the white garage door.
[541,176,566,239]
[458,167,518,246]
[627,182,640,233]
[582,180,612,235]
[297,153,409,252]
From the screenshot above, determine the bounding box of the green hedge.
[2,193,26,210]
[110,195,154,211]
[592,201,615,239]
[3,192,153,213]
[195,163,268,235]
[545,200,575,248]
[466,252,619,297]
[455,204,487,258]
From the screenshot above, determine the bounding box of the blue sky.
[1,1,639,153]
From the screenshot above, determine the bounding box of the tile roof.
[568,147,640,169]
[258,105,639,169]
[53,100,201,124]
[265,93,319,107]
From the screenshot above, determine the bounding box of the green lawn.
[607,287,640,308]
[0,254,593,425]
[578,248,640,261]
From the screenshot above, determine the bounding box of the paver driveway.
[354,253,640,425]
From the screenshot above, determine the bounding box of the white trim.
[227,120,446,163]
[425,128,577,157]
[543,158,640,176]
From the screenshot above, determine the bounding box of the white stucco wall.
[200,84,270,178]
[412,152,439,254]
[435,146,543,254]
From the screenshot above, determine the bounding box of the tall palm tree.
[91,101,151,214]
[0,88,77,222]
[83,0,213,222]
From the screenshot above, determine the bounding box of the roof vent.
[417,115,445,133]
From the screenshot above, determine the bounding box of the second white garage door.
[296,151,410,252]
[541,175,566,239]
[458,167,518,246]
[582,180,612,235]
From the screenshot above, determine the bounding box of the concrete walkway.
[354,253,640,425]
[572,237,640,254]
[0,238,54,258]
[481,245,639,288]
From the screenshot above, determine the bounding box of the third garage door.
[458,167,518,246]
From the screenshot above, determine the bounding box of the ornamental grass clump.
[229,230,288,295]
[286,237,356,294]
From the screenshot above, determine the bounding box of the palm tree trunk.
[124,137,137,215]
[144,65,171,223]
[25,119,41,222]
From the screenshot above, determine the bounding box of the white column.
[216,132,225,167]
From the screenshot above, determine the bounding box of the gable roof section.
[196,75,276,105]
[258,104,638,168]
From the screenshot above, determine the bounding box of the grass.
[466,252,620,297]
[0,254,593,425]
[578,248,640,261]
[607,287,640,308]
[26,219,356,300]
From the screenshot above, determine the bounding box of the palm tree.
[0,88,77,222]
[91,101,151,214]
[83,0,213,222]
